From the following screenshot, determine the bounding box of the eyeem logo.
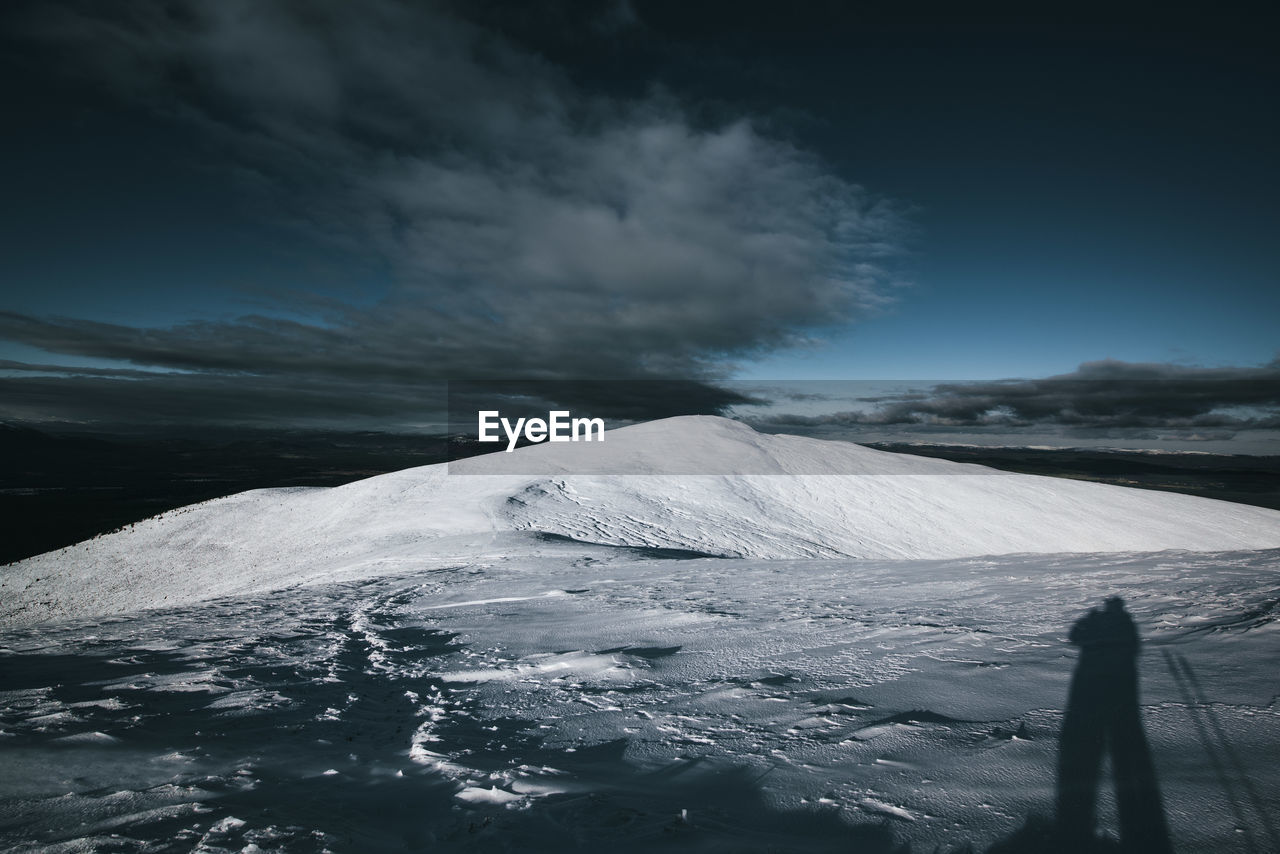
[478,410,605,452]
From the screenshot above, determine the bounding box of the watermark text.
[477,410,605,452]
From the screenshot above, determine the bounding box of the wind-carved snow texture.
[2,547,1279,852]
[2,417,1280,851]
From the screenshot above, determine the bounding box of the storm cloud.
[749,360,1280,437]
[2,0,905,428]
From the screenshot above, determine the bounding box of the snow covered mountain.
[4,415,1279,627]
[4,415,1280,853]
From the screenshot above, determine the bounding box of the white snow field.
[3,416,1279,626]
[1,416,1279,852]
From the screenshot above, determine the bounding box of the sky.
[0,1,1277,447]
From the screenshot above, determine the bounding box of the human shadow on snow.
[986,596,1173,854]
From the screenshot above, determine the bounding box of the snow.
[3,416,1278,626]
[2,415,1279,851]
[2,547,1278,851]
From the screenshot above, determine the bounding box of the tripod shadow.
[989,596,1173,854]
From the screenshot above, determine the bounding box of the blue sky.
[0,1,1276,444]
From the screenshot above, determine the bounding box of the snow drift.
[4,415,1279,626]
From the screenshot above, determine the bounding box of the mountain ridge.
[4,415,1279,627]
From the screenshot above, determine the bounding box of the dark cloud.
[0,366,444,430]
[1,0,906,429]
[0,362,753,431]
[747,360,1280,436]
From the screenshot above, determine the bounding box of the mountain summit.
[4,416,1279,626]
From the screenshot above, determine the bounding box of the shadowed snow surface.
[2,546,1278,852]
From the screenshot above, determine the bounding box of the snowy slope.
[4,415,1280,626]
[4,547,1279,852]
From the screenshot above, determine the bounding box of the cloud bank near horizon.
[3,354,1278,446]
[744,360,1280,443]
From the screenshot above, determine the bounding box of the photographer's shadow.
[990,596,1173,854]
